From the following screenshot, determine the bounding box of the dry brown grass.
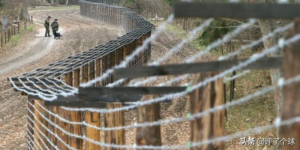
[125,21,278,150]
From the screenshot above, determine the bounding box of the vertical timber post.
[1,34,3,47]
[85,61,101,150]
[224,84,227,122]
[147,31,152,63]
[28,99,35,149]
[57,73,73,150]
[136,95,162,148]
[48,105,58,150]
[96,58,101,87]
[280,18,300,150]
[105,51,125,150]
[190,73,225,150]
[70,69,83,149]
[122,45,128,85]
[8,29,10,41]
[18,22,20,33]
[101,56,107,86]
[33,100,47,150]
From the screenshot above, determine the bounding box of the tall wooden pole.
[85,61,101,150]
[28,99,35,149]
[280,18,300,150]
[34,100,47,150]
[57,73,73,150]
[136,95,162,149]
[190,73,225,150]
[69,69,83,149]
[105,51,125,150]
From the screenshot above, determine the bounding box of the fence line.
[0,16,33,48]
[8,0,155,149]
[5,1,300,150]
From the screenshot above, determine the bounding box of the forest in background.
[1,0,300,137]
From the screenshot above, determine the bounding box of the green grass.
[11,35,20,43]
[27,25,34,32]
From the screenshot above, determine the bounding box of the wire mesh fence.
[5,0,300,150]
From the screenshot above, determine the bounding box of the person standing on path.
[44,16,51,37]
[51,19,59,39]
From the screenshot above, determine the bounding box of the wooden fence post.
[70,69,83,149]
[279,18,300,150]
[146,32,152,63]
[18,22,20,33]
[8,29,10,42]
[190,73,225,150]
[85,61,101,150]
[28,99,35,149]
[105,51,125,150]
[34,100,47,150]
[4,31,6,44]
[48,105,58,150]
[229,48,237,102]
[104,103,125,150]
[136,95,162,148]
[101,56,107,86]
[57,73,73,149]
[96,58,101,87]
[1,35,3,47]
[224,84,228,122]
[25,20,27,30]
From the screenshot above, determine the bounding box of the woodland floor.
[0,6,278,150]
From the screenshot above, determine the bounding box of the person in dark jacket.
[44,16,51,37]
[51,19,61,39]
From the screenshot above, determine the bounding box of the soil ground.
[0,6,278,150]
[0,7,122,149]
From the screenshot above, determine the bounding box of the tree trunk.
[257,19,283,116]
[22,0,28,19]
[249,1,283,149]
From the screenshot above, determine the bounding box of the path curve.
[0,7,123,149]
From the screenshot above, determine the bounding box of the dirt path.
[0,8,122,149]
[0,7,204,150]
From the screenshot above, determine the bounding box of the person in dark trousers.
[44,16,51,37]
[51,19,61,39]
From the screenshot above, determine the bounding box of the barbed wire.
[61,33,300,114]
[131,22,292,87]
[21,17,257,102]
[7,0,300,149]
[79,14,175,88]
[27,120,51,150]
[27,106,79,150]
[28,86,300,149]
[33,59,300,133]
[26,133,35,150]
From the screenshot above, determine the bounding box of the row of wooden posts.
[0,16,33,47]
[25,2,230,149]
[81,2,138,33]
[27,32,152,150]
